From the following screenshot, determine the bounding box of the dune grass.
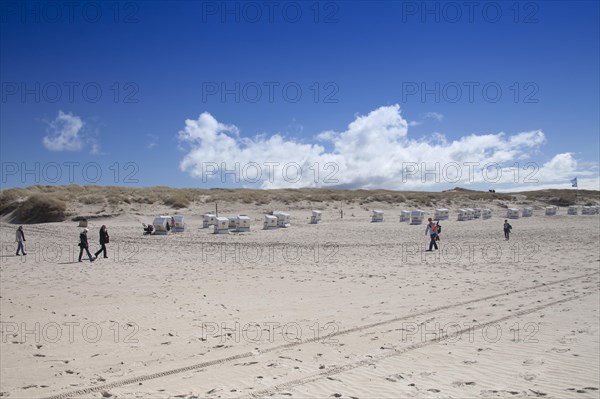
[11,193,67,223]
[0,185,598,223]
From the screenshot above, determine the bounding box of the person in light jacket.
[15,226,26,256]
[79,228,95,262]
[425,218,439,251]
[94,225,109,259]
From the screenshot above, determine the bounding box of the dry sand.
[1,202,599,398]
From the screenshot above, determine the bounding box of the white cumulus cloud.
[177,105,596,190]
[42,111,85,152]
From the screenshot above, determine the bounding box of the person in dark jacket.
[94,225,109,259]
[79,228,95,262]
[143,223,154,235]
[503,220,512,240]
[16,226,26,256]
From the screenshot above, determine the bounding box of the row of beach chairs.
[372,208,492,224]
[149,210,324,235]
[372,205,600,223]
[147,205,599,233]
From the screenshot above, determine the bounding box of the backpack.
[436,222,442,234]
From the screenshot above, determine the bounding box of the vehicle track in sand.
[41,271,599,399]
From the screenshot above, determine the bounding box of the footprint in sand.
[558,336,578,344]
[520,373,536,381]
[549,347,570,353]
[522,359,544,366]
[528,389,547,396]
[452,381,476,387]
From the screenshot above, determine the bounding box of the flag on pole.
[571,177,578,188]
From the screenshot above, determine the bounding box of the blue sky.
[1,0,598,191]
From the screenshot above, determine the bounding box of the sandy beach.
[2,0,599,396]
[0,198,599,399]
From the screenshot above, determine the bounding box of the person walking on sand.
[78,228,95,262]
[503,220,512,240]
[425,218,439,251]
[94,225,109,259]
[15,226,26,256]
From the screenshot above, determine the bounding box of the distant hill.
[1,185,598,224]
